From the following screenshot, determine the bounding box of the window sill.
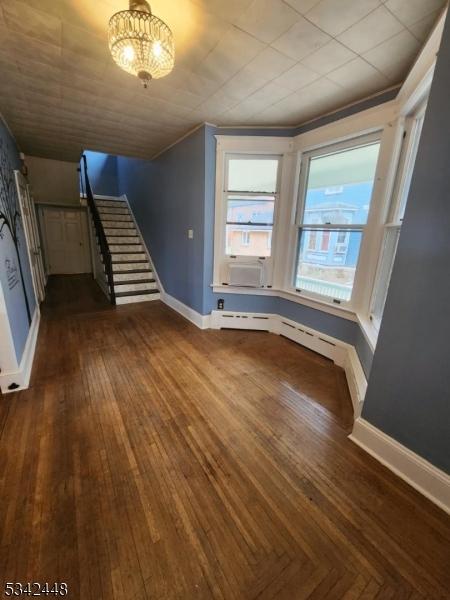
[211,284,358,322]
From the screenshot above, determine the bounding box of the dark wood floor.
[1,275,449,600]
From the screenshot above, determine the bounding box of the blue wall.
[362,13,450,474]
[84,150,120,197]
[0,118,36,363]
[117,128,208,314]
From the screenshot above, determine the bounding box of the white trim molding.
[350,418,450,515]
[0,307,40,394]
[162,292,211,330]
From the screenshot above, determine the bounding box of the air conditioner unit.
[228,262,264,287]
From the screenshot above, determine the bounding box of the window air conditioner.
[228,262,264,287]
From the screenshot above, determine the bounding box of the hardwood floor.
[1,275,449,600]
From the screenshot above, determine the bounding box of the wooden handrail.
[80,155,116,305]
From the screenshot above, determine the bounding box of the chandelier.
[108,0,175,88]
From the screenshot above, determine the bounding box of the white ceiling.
[0,0,445,161]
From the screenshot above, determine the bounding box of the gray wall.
[362,13,450,473]
[27,156,80,206]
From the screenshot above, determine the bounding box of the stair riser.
[107,236,140,244]
[110,244,144,253]
[95,200,127,208]
[115,282,158,293]
[111,262,151,272]
[104,228,137,236]
[113,272,153,282]
[98,207,130,215]
[116,293,161,305]
[111,254,147,262]
[99,215,133,223]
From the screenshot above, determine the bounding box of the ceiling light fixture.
[108,0,175,88]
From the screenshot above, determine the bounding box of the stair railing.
[80,155,116,305]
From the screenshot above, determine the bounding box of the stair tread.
[116,289,159,297]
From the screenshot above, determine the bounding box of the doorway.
[14,171,46,303]
[39,206,92,275]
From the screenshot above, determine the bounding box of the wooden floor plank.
[0,274,449,600]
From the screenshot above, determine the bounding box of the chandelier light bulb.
[122,45,135,61]
[108,0,175,88]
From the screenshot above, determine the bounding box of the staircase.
[94,197,160,305]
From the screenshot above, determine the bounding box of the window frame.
[290,132,382,308]
[368,99,427,330]
[223,153,281,260]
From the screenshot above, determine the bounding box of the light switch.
[188,229,194,239]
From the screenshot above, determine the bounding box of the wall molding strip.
[0,307,40,394]
[350,418,450,515]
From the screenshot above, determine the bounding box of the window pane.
[295,229,363,302]
[227,197,274,225]
[226,225,272,257]
[227,158,279,193]
[371,227,400,328]
[302,143,380,225]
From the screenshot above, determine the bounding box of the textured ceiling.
[0,0,445,161]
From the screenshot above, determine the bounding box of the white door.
[14,171,46,302]
[40,207,92,275]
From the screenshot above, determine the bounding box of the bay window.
[294,135,381,305]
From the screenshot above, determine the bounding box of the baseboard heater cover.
[210,310,366,418]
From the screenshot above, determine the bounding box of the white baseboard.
[162,292,211,329]
[343,346,367,418]
[350,418,450,514]
[0,308,40,394]
[210,310,365,416]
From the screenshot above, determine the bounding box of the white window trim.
[278,102,399,317]
[368,92,429,335]
[213,136,293,289]
[211,75,432,328]
[224,152,280,259]
[288,131,382,309]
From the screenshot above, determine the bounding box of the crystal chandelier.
[108,0,175,88]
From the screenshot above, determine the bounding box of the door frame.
[38,204,93,276]
[14,171,46,303]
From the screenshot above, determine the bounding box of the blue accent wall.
[117,128,208,314]
[84,150,120,197]
[0,118,36,363]
[362,13,450,474]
